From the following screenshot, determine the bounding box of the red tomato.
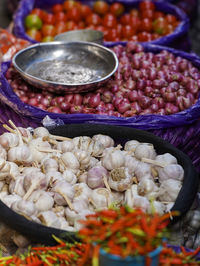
[55,21,67,34]
[26,28,42,41]
[80,5,92,18]
[31,8,45,20]
[66,20,78,31]
[104,28,120,42]
[67,7,81,22]
[43,13,55,24]
[137,31,152,42]
[54,11,68,22]
[41,24,56,37]
[139,1,156,11]
[120,14,131,25]
[93,1,109,16]
[140,18,152,32]
[166,24,174,34]
[153,17,167,35]
[165,14,177,24]
[52,4,63,13]
[78,21,85,29]
[151,33,160,40]
[116,24,123,37]
[102,13,117,28]
[95,25,105,32]
[130,35,138,41]
[63,0,79,11]
[129,9,139,17]
[110,3,125,17]
[153,11,165,19]
[86,13,101,26]
[141,9,154,19]
[130,16,141,31]
[122,25,135,40]
[42,36,54,42]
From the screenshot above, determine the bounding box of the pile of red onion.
[6,42,200,117]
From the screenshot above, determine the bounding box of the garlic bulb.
[89,140,104,157]
[56,140,74,152]
[65,207,78,225]
[0,181,4,191]
[28,190,54,212]
[88,157,99,169]
[42,158,58,173]
[11,200,37,217]
[147,201,165,215]
[73,149,90,169]
[133,196,150,212]
[29,137,52,162]
[61,152,80,170]
[108,167,133,192]
[62,169,77,184]
[165,202,174,212]
[2,194,21,208]
[158,164,184,182]
[73,183,92,203]
[58,217,70,230]
[33,127,50,138]
[8,162,20,180]
[112,191,124,205]
[134,143,156,160]
[91,188,113,209]
[0,159,10,181]
[134,162,151,180]
[124,140,140,151]
[78,171,88,183]
[124,184,138,207]
[46,170,63,185]
[8,145,32,164]
[87,166,107,189]
[0,144,7,160]
[22,167,41,176]
[0,133,19,149]
[137,179,159,196]
[9,175,25,197]
[101,150,125,170]
[73,136,92,151]
[124,155,140,174]
[38,211,61,229]
[52,180,74,207]
[73,199,89,213]
[52,206,65,217]
[92,134,114,149]
[155,153,177,166]
[159,179,182,202]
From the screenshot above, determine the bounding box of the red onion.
[70,105,83,113]
[60,102,71,112]
[156,108,166,115]
[131,102,141,114]
[101,91,113,103]
[152,98,165,108]
[126,79,136,90]
[88,93,101,108]
[64,94,74,103]
[165,103,179,114]
[144,86,153,97]
[56,96,65,105]
[116,99,131,114]
[163,92,176,102]
[73,94,83,105]
[106,103,114,111]
[140,108,152,115]
[151,103,159,112]
[139,96,151,109]
[83,93,92,105]
[40,97,50,107]
[128,90,138,102]
[47,106,62,113]
[28,98,38,106]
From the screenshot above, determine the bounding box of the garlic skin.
[101,150,125,170]
[134,162,151,181]
[23,172,47,193]
[46,170,63,185]
[52,180,74,206]
[28,190,54,212]
[158,164,184,182]
[124,140,140,151]
[62,169,77,184]
[38,211,61,229]
[11,200,37,217]
[8,145,33,164]
[0,133,19,149]
[56,140,74,153]
[134,143,156,160]
[58,217,70,230]
[137,179,159,197]
[0,181,4,191]
[87,166,107,189]
[9,175,26,197]
[159,179,182,202]
[8,162,20,180]
[73,149,90,169]
[61,152,80,170]
[91,188,113,209]
[73,183,92,203]
[78,172,88,183]
[0,159,10,181]
[88,157,99,169]
[2,194,21,208]
[108,167,133,192]
[155,153,177,166]
[42,158,58,173]
[134,196,150,212]
[165,202,174,212]
[73,136,92,151]
[124,155,140,175]
[92,134,114,149]
[22,167,41,176]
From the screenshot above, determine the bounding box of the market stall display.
[13,0,190,50]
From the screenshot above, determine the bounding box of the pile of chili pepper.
[160,244,200,265]
[78,206,178,265]
[0,236,90,266]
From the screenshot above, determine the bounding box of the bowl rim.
[12,41,119,87]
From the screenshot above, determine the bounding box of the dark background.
[0,0,199,55]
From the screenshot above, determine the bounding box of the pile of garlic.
[0,121,184,232]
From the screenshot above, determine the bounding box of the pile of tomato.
[24,0,180,43]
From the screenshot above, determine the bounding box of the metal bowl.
[12,41,118,94]
[54,29,104,44]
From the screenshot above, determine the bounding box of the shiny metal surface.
[12,41,118,93]
[54,29,104,45]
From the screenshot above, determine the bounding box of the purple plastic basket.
[13,0,190,51]
[1,43,200,171]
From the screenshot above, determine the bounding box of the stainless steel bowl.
[54,29,104,44]
[12,41,118,94]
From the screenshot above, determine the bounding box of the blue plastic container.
[99,246,162,266]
